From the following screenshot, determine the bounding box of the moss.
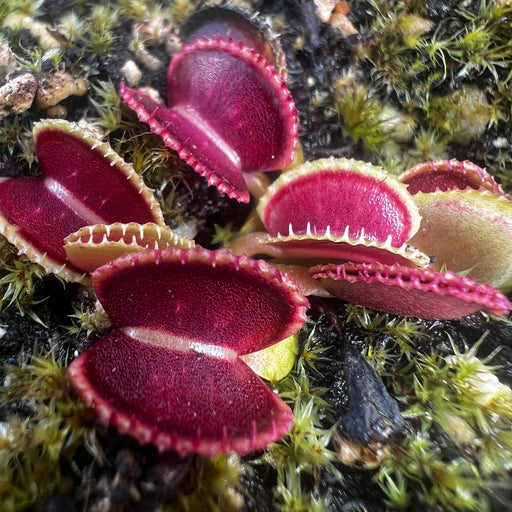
[66,301,111,338]
[446,0,512,81]
[169,0,201,24]
[211,221,237,248]
[82,5,120,57]
[344,303,425,372]
[333,78,395,154]
[117,0,159,22]
[0,237,48,323]
[115,130,191,225]
[375,337,512,510]
[89,79,125,136]
[378,430,488,511]
[166,454,248,512]
[0,348,97,511]
[426,86,493,144]
[340,0,512,174]
[0,0,40,23]
[254,335,341,512]
[301,302,512,510]
[0,116,33,161]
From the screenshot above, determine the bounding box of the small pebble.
[120,60,142,87]
[165,34,183,55]
[132,44,163,71]
[0,41,14,79]
[4,14,62,49]
[0,73,37,119]
[135,86,164,104]
[133,18,173,46]
[35,71,88,109]
[314,0,337,23]
[46,104,68,118]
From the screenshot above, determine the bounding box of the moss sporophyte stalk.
[0,1,512,511]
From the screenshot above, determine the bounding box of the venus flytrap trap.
[234,155,511,318]
[67,244,308,456]
[0,118,166,281]
[0,118,172,320]
[120,36,298,202]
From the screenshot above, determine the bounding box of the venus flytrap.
[0,2,511,510]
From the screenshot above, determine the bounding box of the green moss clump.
[254,333,341,512]
[376,337,512,511]
[89,80,125,136]
[165,454,248,512]
[0,237,48,323]
[169,0,201,24]
[307,304,512,511]
[345,304,425,363]
[81,4,120,57]
[0,116,34,163]
[0,349,97,512]
[0,0,40,23]
[342,0,512,176]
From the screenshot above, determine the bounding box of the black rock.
[338,347,404,445]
